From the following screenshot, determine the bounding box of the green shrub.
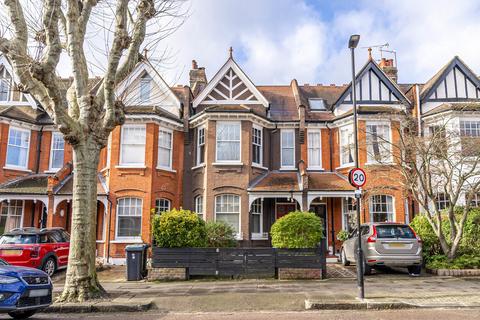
[205,221,236,248]
[410,215,443,259]
[270,211,323,248]
[426,254,480,270]
[460,208,480,255]
[336,230,349,242]
[152,208,207,248]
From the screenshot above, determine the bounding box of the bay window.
[281,129,295,168]
[116,198,142,239]
[370,195,394,222]
[252,125,263,166]
[158,129,173,169]
[155,198,171,214]
[216,122,241,162]
[215,194,240,233]
[6,127,30,169]
[194,196,204,220]
[49,132,65,171]
[366,122,391,163]
[308,130,322,169]
[0,200,23,234]
[340,125,354,166]
[120,125,146,166]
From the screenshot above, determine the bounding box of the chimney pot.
[189,60,207,95]
[192,60,198,69]
[379,58,398,82]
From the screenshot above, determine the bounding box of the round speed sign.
[349,168,366,188]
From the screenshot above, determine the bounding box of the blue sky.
[150,0,480,86]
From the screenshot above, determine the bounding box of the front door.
[310,204,327,249]
[276,203,297,219]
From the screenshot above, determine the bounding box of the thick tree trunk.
[57,137,106,302]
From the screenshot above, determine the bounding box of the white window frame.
[341,197,356,232]
[115,197,143,240]
[119,124,146,167]
[196,126,206,165]
[157,128,173,170]
[369,195,395,222]
[460,120,480,137]
[251,198,266,240]
[155,198,171,214]
[252,125,263,166]
[339,125,354,167]
[194,195,204,220]
[139,73,152,103]
[5,126,30,170]
[0,67,11,102]
[366,121,392,164]
[307,129,323,170]
[49,132,65,171]
[280,129,295,170]
[215,194,241,239]
[435,193,450,211]
[215,121,241,163]
[0,200,24,233]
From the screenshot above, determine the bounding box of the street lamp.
[349,34,365,300]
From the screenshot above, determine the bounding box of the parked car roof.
[2,227,65,236]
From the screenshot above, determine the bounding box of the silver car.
[340,223,422,275]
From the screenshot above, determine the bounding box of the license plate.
[29,289,49,298]
[1,249,22,256]
[389,243,406,248]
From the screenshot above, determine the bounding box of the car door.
[344,229,357,261]
[48,231,69,267]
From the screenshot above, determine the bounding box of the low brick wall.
[278,268,321,280]
[427,268,480,276]
[148,267,187,281]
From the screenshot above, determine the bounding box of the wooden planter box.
[150,240,327,280]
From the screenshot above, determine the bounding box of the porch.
[247,171,356,255]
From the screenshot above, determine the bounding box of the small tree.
[270,211,323,248]
[375,112,480,259]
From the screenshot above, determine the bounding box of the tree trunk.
[57,137,106,302]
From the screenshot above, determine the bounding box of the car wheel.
[362,258,372,275]
[42,257,57,277]
[408,265,422,276]
[341,249,350,266]
[8,310,37,319]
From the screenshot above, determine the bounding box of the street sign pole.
[350,39,365,300]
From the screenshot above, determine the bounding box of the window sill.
[192,163,206,170]
[3,166,32,173]
[110,238,143,244]
[44,169,60,174]
[212,162,243,166]
[336,163,354,170]
[252,163,268,170]
[279,166,296,171]
[156,167,176,173]
[115,165,146,169]
[307,167,325,171]
[365,161,394,166]
[251,233,268,240]
[96,240,105,244]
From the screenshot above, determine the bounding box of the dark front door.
[40,205,47,229]
[310,204,327,248]
[276,203,297,219]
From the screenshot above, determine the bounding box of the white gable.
[192,58,268,108]
[116,61,181,117]
[426,66,480,100]
[344,69,399,103]
[0,55,38,108]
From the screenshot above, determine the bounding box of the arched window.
[155,198,171,214]
[215,194,240,233]
[116,198,142,239]
[369,195,394,222]
[194,196,204,220]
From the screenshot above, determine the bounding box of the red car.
[0,228,70,277]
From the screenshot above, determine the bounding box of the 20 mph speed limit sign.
[349,168,366,188]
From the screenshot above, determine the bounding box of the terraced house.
[0,50,479,262]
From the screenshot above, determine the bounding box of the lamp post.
[348,34,365,300]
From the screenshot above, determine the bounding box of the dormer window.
[139,73,152,102]
[0,67,11,101]
[308,98,326,111]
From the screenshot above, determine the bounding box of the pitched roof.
[257,86,299,121]
[0,174,49,195]
[248,171,300,192]
[0,106,52,125]
[53,174,107,196]
[308,172,354,191]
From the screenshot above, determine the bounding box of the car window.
[348,229,357,238]
[376,225,416,239]
[0,235,37,244]
[61,231,70,242]
[39,234,51,244]
[0,259,7,265]
[49,232,63,243]
[361,226,370,236]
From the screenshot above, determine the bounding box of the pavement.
[46,264,480,313]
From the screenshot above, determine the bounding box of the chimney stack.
[189,60,207,95]
[379,58,398,83]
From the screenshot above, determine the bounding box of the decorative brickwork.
[277,268,322,280]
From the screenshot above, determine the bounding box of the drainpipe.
[35,127,44,173]
[106,194,113,264]
[326,122,335,254]
[416,84,422,137]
